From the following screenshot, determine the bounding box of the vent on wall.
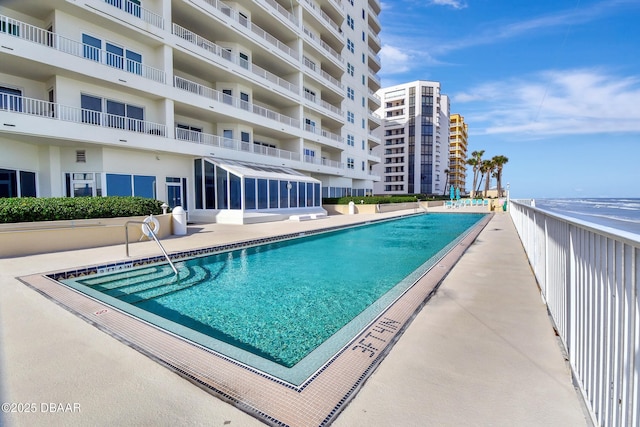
[76,150,86,163]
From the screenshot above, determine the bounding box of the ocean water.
[534,198,640,236]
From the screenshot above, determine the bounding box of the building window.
[347,15,354,30]
[347,158,354,169]
[347,63,354,76]
[0,169,36,198]
[347,39,354,53]
[65,173,101,197]
[0,86,23,112]
[82,34,101,61]
[347,111,354,123]
[347,87,354,100]
[347,134,354,146]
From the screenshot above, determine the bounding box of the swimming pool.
[57,213,486,385]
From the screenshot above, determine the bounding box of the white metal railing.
[510,200,640,427]
[302,155,341,169]
[0,94,167,136]
[173,76,300,128]
[0,14,165,83]
[200,0,298,60]
[303,57,344,90]
[303,92,342,116]
[103,0,164,29]
[175,128,301,161]
[302,0,342,36]
[256,0,298,25]
[302,26,343,65]
[172,24,298,95]
[303,124,343,143]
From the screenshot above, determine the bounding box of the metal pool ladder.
[125,219,178,275]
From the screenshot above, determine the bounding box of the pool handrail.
[124,218,178,275]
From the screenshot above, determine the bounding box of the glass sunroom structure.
[193,158,325,224]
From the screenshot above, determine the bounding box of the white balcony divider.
[0,14,165,83]
[200,0,298,60]
[172,24,298,95]
[510,200,640,427]
[173,76,300,128]
[175,128,301,161]
[103,0,164,29]
[0,94,167,136]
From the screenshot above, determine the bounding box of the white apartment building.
[0,0,381,223]
[373,80,449,196]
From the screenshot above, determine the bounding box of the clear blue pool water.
[62,213,485,383]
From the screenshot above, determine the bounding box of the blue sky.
[378,0,640,198]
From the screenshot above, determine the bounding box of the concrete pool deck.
[0,208,590,426]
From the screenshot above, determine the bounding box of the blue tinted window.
[245,178,256,210]
[290,181,297,208]
[230,173,241,209]
[257,179,268,209]
[133,175,155,198]
[82,34,101,61]
[298,182,305,207]
[216,166,227,209]
[279,181,289,208]
[269,180,278,208]
[106,174,131,196]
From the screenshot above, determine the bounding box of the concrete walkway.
[0,210,590,426]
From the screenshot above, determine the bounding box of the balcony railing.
[200,0,298,60]
[172,24,298,95]
[303,57,344,91]
[0,14,166,83]
[0,94,166,136]
[303,92,342,116]
[303,155,342,169]
[174,76,300,128]
[302,26,343,64]
[256,0,298,26]
[175,128,301,161]
[103,0,164,29]
[510,201,640,427]
[302,0,342,37]
[303,124,343,144]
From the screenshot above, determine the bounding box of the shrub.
[0,197,163,223]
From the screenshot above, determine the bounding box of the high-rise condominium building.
[448,113,468,194]
[373,80,449,195]
[0,0,382,223]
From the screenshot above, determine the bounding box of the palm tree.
[479,159,494,198]
[443,168,450,196]
[466,150,484,198]
[492,155,509,197]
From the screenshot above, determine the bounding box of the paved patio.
[0,208,590,426]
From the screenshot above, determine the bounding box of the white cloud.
[453,69,640,137]
[379,45,411,74]
[430,0,467,9]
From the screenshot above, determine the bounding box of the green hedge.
[0,197,164,223]
[322,195,438,205]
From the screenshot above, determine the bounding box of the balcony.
[303,56,344,92]
[1,94,166,136]
[174,76,300,129]
[175,128,301,162]
[301,0,343,40]
[172,24,298,95]
[302,26,344,66]
[303,92,343,118]
[255,0,298,26]
[303,124,343,145]
[102,0,164,29]
[303,155,342,169]
[0,14,166,83]
[199,0,298,61]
